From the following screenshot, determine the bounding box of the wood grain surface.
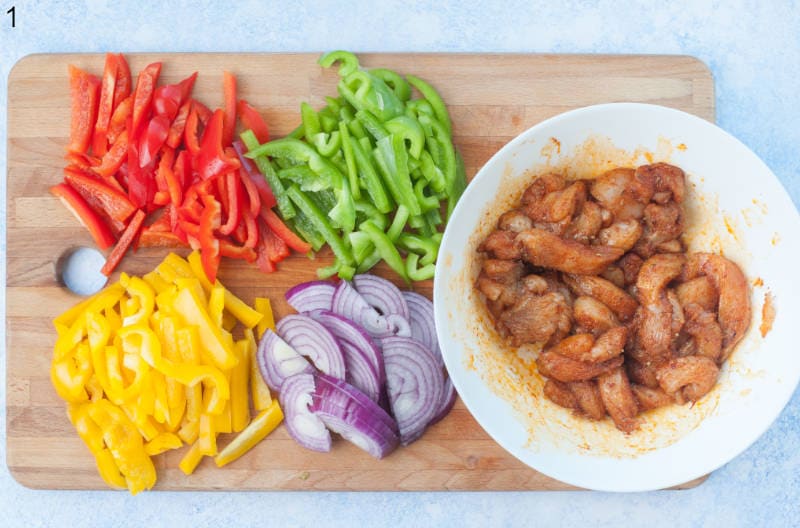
[6,53,714,491]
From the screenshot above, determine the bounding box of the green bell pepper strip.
[339,70,404,122]
[405,253,435,281]
[355,109,389,141]
[375,134,421,216]
[318,259,355,281]
[419,114,456,201]
[414,179,441,212]
[320,114,339,135]
[245,136,317,163]
[408,214,433,237]
[349,135,392,213]
[312,130,341,158]
[288,209,325,251]
[287,124,305,139]
[286,185,354,266]
[370,68,412,102]
[447,151,467,220]
[359,220,409,283]
[356,248,382,274]
[340,106,367,139]
[240,130,296,219]
[425,207,443,229]
[405,99,435,121]
[279,165,330,193]
[397,233,439,266]
[354,199,387,230]
[318,50,361,77]
[301,102,322,139]
[338,121,361,200]
[348,231,374,263]
[418,150,446,193]
[385,115,424,159]
[386,205,409,241]
[406,74,452,138]
[324,96,344,114]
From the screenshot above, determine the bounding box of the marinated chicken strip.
[635,254,686,361]
[543,379,580,410]
[683,303,723,362]
[597,219,643,252]
[499,292,572,346]
[655,239,684,253]
[568,380,607,420]
[573,296,620,335]
[626,356,660,388]
[589,168,654,221]
[684,253,751,360]
[524,181,587,223]
[636,162,686,204]
[479,230,521,260]
[563,274,638,322]
[476,259,525,306]
[536,351,624,383]
[498,209,533,233]
[675,276,719,312]
[549,327,627,363]
[597,367,639,433]
[564,201,604,243]
[618,253,644,287]
[634,202,685,258]
[516,228,624,276]
[601,265,626,288]
[520,173,567,205]
[631,384,675,411]
[656,356,719,403]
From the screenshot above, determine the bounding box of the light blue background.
[2,1,798,526]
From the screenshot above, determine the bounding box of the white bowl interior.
[434,103,800,491]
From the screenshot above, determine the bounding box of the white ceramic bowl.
[434,103,800,492]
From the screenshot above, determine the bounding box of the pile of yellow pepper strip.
[51,251,283,494]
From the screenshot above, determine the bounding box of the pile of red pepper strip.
[54,53,311,282]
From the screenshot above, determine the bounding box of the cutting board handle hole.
[55,246,108,296]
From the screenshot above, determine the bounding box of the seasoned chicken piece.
[563,274,638,322]
[597,367,639,433]
[635,254,685,362]
[524,181,587,223]
[516,228,624,276]
[683,303,723,362]
[618,253,644,287]
[601,265,626,288]
[499,292,572,346]
[684,253,751,361]
[589,168,654,221]
[568,380,607,420]
[636,162,686,204]
[626,356,660,388]
[476,259,525,306]
[479,230,521,260]
[573,296,620,335]
[564,201,604,243]
[550,327,627,363]
[597,219,643,252]
[667,290,686,338]
[547,334,594,361]
[675,276,719,312]
[536,351,624,383]
[543,379,579,410]
[631,384,675,411]
[656,356,719,403]
[634,202,685,258]
[655,239,684,253]
[520,173,567,205]
[521,274,549,295]
[498,209,533,232]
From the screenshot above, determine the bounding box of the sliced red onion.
[257,330,314,392]
[332,280,411,339]
[277,314,346,380]
[309,310,384,403]
[401,291,441,366]
[382,336,444,445]
[311,373,399,459]
[353,274,410,320]
[279,373,331,452]
[285,280,336,313]
[429,375,456,427]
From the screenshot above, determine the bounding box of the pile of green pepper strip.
[243,51,466,282]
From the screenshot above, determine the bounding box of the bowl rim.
[433,101,800,491]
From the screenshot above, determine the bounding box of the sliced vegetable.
[401,291,441,363]
[257,330,314,391]
[353,274,410,321]
[279,373,331,452]
[331,279,408,339]
[68,65,101,155]
[285,281,336,313]
[50,183,115,250]
[101,209,145,276]
[214,400,283,467]
[276,315,346,380]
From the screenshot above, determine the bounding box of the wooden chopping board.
[6,53,714,491]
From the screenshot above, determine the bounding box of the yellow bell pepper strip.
[224,289,263,329]
[171,286,237,370]
[179,440,204,476]
[245,327,272,411]
[85,375,104,402]
[174,277,207,305]
[222,310,237,332]
[187,249,214,293]
[86,310,111,354]
[68,402,105,453]
[230,339,250,432]
[214,400,284,467]
[163,252,195,280]
[94,447,128,490]
[104,305,121,334]
[142,270,171,294]
[121,275,155,326]
[208,284,225,328]
[178,417,199,445]
[53,315,86,361]
[155,285,178,315]
[213,398,232,433]
[144,432,183,456]
[254,297,274,339]
[51,344,92,403]
[151,370,171,424]
[53,295,94,330]
[198,413,217,456]
[53,282,125,329]
[157,316,187,431]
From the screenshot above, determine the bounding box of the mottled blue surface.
[1,1,798,526]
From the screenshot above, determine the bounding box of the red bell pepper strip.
[112,53,132,109]
[107,94,132,146]
[101,209,146,276]
[126,132,154,209]
[164,153,185,208]
[220,240,257,262]
[131,62,162,139]
[260,206,311,253]
[153,191,170,206]
[50,183,115,250]
[232,140,277,209]
[153,84,182,121]
[242,208,258,249]
[184,105,201,156]
[172,150,190,195]
[238,167,261,217]
[196,109,239,181]
[92,53,119,157]
[221,72,237,147]
[68,65,101,155]
[166,100,191,149]
[199,195,222,283]
[255,218,289,267]
[193,100,212,125]
[63,166,137,223]
[254,238,276,273]
[139,228,186,248]
[237,100,270,144]
[94,129,129,179]
[65,151,100,171]
[139,115,170,168]
[177,72,198,102]
[220,172,244,237]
